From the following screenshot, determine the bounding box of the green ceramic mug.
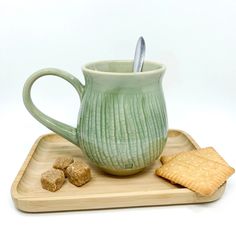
[23,60,168,175]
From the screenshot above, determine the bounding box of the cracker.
[156,153,234,196]
[161,147,229,166]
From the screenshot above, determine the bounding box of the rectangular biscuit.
[160,147,229,166]
[156,152,234,196]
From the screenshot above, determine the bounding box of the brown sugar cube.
[53,156,74,173]
[66,160,91,187]
[41,169,65,192]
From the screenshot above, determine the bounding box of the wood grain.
[11,129,226,212]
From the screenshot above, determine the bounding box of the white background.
[1,0,236,235]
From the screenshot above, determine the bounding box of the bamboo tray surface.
[11,129,225,212]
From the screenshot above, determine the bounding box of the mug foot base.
[100,167,145,176]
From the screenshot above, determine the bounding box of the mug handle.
[23,68,84,146]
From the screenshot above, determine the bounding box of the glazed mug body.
[23,60,168,175]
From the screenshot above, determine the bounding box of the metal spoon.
[132,36,146,72]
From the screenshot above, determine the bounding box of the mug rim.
[82,60,165,76]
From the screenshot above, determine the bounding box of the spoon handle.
[133,36,146,72]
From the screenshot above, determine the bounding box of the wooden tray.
[11,129,226,212]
